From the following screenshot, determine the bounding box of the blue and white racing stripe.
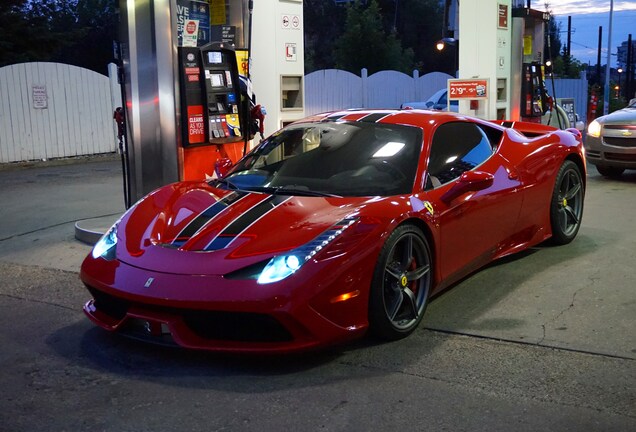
[204,195,291,251]
[171,191,247,247]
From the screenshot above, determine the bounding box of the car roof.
[425,88,447,103]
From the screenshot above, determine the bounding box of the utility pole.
[626,34,633,101]
[596,26,602,85]
[567,16,571,57]
[603,0,613,115]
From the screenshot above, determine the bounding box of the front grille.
[183,311,293,342]
[85,285,292,343]
[604,124,636,130]
[604,137,636,147]
[605,152,636,162]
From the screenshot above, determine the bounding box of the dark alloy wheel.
[369,224,432,340]
[550,160,584,245]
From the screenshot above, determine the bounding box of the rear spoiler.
[491,120,582,140]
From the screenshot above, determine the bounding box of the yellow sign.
[209,0,226,25]
[523,35,533,56]
[235,49,249,77]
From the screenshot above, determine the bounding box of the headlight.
[257,254,303,284]
[256,217,358,284]
[91,222,119,260]
[89,197,145,260]
[587,120,601,138]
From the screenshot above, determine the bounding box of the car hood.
[597,107,636,125]
[116,182,374,275]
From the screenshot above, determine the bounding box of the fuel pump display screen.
[207,51,223,64]
[209,73,224,87]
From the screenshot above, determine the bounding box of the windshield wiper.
[244,185,342,198]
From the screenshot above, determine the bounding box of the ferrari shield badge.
[410,197,435,216]
[424,201,434,216]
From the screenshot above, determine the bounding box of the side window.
[426,122,496,189]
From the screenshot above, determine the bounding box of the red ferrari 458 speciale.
[81,109,585,353]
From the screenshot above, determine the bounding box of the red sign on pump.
[187,105,205,144]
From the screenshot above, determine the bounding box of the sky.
[547,0,636,67]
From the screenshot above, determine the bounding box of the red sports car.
[81,110,586,353]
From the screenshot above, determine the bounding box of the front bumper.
[584,126,636,168]
[80,256,369,353]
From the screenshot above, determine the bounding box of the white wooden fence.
[306,68,588,121]
[305,69,454,114]
[0,62,119,163]
[0,63,588,164]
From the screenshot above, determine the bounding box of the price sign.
[448,79,489,100]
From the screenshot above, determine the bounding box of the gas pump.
[178,42,246,180]
[520,62,548,122]
[110,0,294,208]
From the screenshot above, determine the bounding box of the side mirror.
[214,157,233,178]
[441,170,494,204]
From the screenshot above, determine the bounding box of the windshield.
[218,121,422,197]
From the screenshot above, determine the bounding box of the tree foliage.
[543,6,583,78]
[376,0,445,73]
[333,0,414,74]
[304,0,444,74]
[0,0,117,74]
[303,0,346,72]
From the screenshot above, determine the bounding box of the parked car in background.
[401,89,459,112]
[585,99,636,177]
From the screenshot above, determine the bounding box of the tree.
[542,6,584,78]
[303,0,346,72]
[334,0,414,74]
[56,0,118,74]
[0,0,116,74]
[377,0,444,73]
[0,0,75,66]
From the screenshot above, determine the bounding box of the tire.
[595,165,624,178]
[368,224,432,340]
[550,160,584,245]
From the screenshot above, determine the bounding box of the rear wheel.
[369,224,432,340]
[596,165,624,178]
[550,160,584,245]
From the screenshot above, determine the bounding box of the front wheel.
[368,224,432,340]
[550,160,584,245]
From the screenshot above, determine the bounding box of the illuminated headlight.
[257,254,303,284]
[256,217,358,284]
[91,222,118,260]
[587,120,601,138]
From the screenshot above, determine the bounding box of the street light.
[435,37,458,77]
[617,67,623,99]
[436,37,457,51]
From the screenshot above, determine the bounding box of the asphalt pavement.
[0,156,634,431]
